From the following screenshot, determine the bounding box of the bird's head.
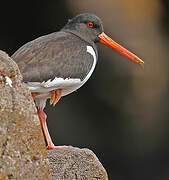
[62,13,144,65]
[62,13,103,43]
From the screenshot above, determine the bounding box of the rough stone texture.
[47,146,108,180]
[0,50,50,180]
[0,50,108,180]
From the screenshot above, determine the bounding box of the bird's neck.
[61,29,97,50]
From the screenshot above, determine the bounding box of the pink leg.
[31,92,40,98]
[37,107,67,150]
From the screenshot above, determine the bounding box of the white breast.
[27,45,97,97]
[82,46,97,84]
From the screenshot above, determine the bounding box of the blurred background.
[1,0,169,179]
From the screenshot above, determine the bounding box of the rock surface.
[0,50,50,180]
[47,146,108,180]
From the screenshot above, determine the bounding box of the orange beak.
[98,32,144,65]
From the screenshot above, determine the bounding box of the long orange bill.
[98,32,144,65]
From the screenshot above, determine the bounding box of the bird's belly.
[26,77,85,99]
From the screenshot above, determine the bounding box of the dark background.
[1,0,169,179]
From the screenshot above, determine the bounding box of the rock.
[47,146,108,180]
[0,50,108,180]
[0,50,50,180]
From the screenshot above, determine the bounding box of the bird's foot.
[47,145,68,150]
[50,89,62,106]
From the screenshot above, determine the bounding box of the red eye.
[86,22,93,28]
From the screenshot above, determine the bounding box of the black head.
[62,13,104,44]
[62,13,144,65]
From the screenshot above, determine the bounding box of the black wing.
[12,31,97,82]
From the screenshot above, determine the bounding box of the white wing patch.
[41,77,81,88]
[5,76,12,87]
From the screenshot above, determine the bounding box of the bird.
[12,13,144,150]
